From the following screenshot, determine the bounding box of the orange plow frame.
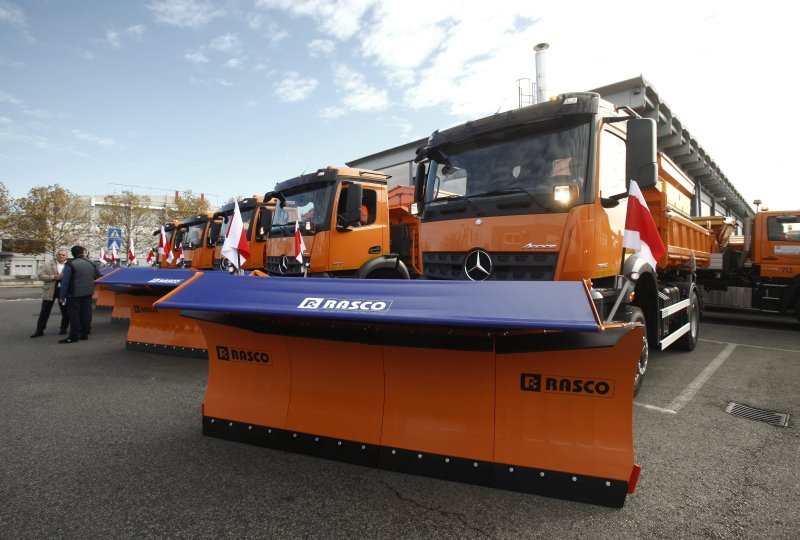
[158,275,643,507]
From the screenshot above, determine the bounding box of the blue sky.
[1,0,798,211]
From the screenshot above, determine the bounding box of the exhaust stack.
[534,43,549,104]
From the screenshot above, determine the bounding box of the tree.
[161,190,212,223]
[0,181,11,232]
[97,190,159,261]
[11,184,92,256]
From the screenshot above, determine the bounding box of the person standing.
[30,248,70,338]
[58,245,100,343]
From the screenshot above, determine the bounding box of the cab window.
[599,129,628,198]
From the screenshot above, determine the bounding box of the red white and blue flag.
[623,181,666,269]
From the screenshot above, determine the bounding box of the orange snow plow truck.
[152,93,705,506]
[412,91,716,394]
[262,166,420,278]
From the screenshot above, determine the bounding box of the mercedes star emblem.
[464,249,492,281]
[278,255,290,274]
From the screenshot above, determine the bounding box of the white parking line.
[0,298,38,302]
[636,342,739,415]
[700,339,800,354]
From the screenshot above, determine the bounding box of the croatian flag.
[623,181,666,269]
[294,220,306,263]
[128,239,136,264]
[221,200,250,269]
[160,226,174,263]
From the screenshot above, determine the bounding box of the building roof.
[592,75,753,219]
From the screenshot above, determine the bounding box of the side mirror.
[413,162,426,213]
[342,183,363,227]
[626,118,658,189]
[208,222,221,246]
[257,208,273,240]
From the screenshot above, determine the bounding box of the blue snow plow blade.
[96,268,197,288]
[156,274,601,333]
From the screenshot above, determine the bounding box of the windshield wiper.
[433,194,484,216]
[469,187,547,211]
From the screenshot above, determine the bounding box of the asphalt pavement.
[1,287,798,539]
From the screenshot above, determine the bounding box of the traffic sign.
[108,227,122,250]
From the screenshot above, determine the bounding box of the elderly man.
[30,248,70,338]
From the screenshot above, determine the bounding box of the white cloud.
[72,129,117,148]
[217,78,234,87]
[0,55,24,68]
[0,0,26,27]
[331,63,388,113]
[319,106,346,120]
[223,57,245,69]
[308,39,335,58]
[273,72,319,103]
[0,91,50,119]
[105,24,147,49]
[184,50,208,64]
[147,0,223,29]
[255,0,375,40]
[209,33,242,53]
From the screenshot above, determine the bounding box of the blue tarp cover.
[95,268,197,287]
[156,274,601,332]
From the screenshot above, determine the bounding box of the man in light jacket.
[30,248,70,338]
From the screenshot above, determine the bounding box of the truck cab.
[263,166,418,278]
[176,212,222,270]
[211,196,273,272]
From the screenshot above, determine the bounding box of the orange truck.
[262,166,420,278]
[412,92,716,393]
[174,212,222,270]
[211,196,273,272]
[697,210,800,321]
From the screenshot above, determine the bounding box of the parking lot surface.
[1,288,798,539]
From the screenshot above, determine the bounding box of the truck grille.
[266,256,307,276]
[422,251,558,281]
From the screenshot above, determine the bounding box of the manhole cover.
[725,402,789,427]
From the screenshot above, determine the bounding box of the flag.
[128,238,136,264]
[159,226,174,263]
[623,181,666,269]
[110,242,118,263]
[99,247,107,264]
[176,245,184,264]
[294,220,306,263]
[221,200,250,269]
[146,248,154,265]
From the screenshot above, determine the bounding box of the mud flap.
[158,275,641,507]
[97,269,206,358]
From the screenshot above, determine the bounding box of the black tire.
[675,290,700,351]
[622,307,648,397]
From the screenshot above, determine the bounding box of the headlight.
[554,184,579,204]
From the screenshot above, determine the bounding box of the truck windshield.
[219,208,256,239]
[271,182,335,232]
[184,223,206,248]
[425,121,590,215]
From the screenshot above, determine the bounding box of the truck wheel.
[623,307,648,397]
[675,290,700,351]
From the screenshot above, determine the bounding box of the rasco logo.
[520,373,614,397]
[297,297,393,312]
[147,278,184,285]
[216,346,271,365]
[133,305,157,313]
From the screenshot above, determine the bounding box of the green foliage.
[0,181,10,231]
[98,190,158,258]
[11,184,91,256]
[162,190,212,223]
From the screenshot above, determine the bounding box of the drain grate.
[725,402,789,427]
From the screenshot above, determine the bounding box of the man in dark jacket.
[59,246,100,343]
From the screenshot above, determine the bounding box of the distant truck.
[412,92,718,392]
[262,166,420,279]
[697,210,800,321]
[175,212,221,270]
[211,196,273,272]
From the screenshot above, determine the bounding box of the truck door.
[330,185,384,273]
[594,128,628,278]
[762,214,800,278]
